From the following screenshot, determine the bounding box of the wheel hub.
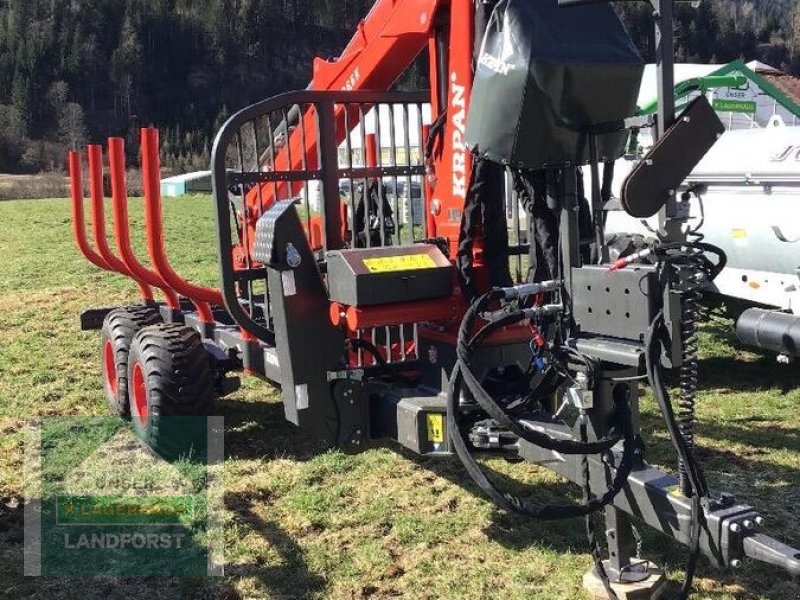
[103,340,117,397]
[131,361,149,428]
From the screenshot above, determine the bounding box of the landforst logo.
[24,416,224,577]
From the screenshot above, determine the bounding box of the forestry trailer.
[69,0,800,597]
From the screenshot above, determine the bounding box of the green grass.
[1,196,799,599]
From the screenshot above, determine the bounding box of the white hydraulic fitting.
[500,280,562,300]
[521,304,563,319]
[608,248,653,272]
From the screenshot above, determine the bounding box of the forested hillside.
[0,0,796,174]
[617,1,799,66]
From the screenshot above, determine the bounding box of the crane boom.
[240,0,474,259]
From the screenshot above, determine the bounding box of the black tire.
[127,323,216,461]
[100,306,162,417]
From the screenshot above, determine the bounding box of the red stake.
[69,151,113,272]
[140,127,219,323]
[86,145,154,302]
[107,138,180,310]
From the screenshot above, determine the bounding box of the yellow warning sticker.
[426,414,445,444]
[363,254,437,273]
[666,484,684,498]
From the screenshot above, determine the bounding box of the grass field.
[1,195,799,600]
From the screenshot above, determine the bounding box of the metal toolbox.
[326,244,453,307]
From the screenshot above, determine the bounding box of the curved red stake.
[140,127,220,324]
[69,151,113,271]
[107,138,181,310]
[87,145,154,302]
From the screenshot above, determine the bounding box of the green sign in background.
[713,98,757,114]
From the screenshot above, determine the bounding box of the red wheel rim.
[131,362,149,428]
[103,340,117,397]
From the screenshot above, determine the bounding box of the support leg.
[583,508,667,599]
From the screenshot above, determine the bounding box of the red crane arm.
[240,0,476,259]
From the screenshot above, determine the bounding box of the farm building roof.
[637,60,800,129]
[759,73,800,108]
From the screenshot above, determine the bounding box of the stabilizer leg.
[582,567,667,600]
[583,507,667,599]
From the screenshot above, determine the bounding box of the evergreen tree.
[0,0,791,174]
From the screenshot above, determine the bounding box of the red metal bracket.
[337,298,459,330]
[107,138,181,310]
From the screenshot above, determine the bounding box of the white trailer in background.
[605,125,800,358]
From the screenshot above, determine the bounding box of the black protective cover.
[465,0,644,170]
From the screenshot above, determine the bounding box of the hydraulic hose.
[455,292,625,455]
[645,311,709,600]
[632,240,725,599]
[653,241,724,498]
[347,338,388,367]
[446,293,640,520]
[678,284,702,495]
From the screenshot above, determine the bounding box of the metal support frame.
[652,0,675,141]
[605,507,641,580]
[651,0,686,238]
[560,168,582,301]
[212,89,430,354]
[516,382,764,572]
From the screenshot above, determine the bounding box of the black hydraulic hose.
[647,242,722,599]
[693,242,727,279]
[657,241,727,281]
[456,294,624,454]
[449,370,637,519]
[425,109,448,163]
[645,312,709,599]
[446,303,639,520]
[347,338,389,367]
[645,321,708,497]
[678,287,702,496]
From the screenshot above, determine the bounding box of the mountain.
[0,0,795,174]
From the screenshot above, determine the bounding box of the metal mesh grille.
[212,90,431,352]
